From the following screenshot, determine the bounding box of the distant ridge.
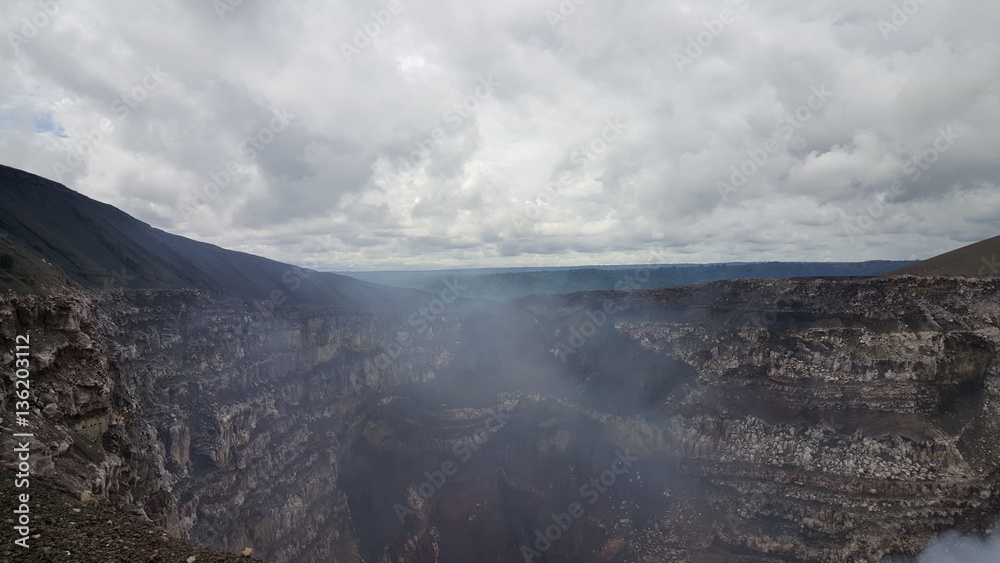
[886,235,1000,277]
[347,261,916,301]
[0,164,425,309]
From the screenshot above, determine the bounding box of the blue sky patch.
[35,112,67,137]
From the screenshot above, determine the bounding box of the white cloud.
[917,522,1000,563]
[1,0,999,269]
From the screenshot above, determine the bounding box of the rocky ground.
[0,465,254,562]
[5,276,1000,562]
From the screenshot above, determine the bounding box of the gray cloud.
[915,521,1000,563]
[2,0,999,269]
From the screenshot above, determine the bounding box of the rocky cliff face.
[510,276,1000,561]
[2,275,999,562]
[0,288,459,561]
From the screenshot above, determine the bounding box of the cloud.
[916,522,1000,563]
[2,0,1000,269]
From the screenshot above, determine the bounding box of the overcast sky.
[2,0,999,270]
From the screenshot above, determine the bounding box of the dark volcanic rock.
[508,277,1000,561]
[1,287,458,561]
[0,464,252,562]
[315,277,1000,562]
[7,277,991,561]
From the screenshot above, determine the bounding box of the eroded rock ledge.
[1,288,457,561]
[2,276,999,562]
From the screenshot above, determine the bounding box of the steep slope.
[0,164,421,310]
[887,235,1000,277]
[0,166,449,560]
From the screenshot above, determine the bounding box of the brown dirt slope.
[886,235,1000,277]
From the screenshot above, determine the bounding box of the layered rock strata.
[2,275,999,562]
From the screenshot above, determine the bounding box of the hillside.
[888,235,1000,277]
[0,164,423,310]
